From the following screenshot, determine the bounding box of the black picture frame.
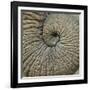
[11,1,88,88]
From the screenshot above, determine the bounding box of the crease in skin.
[21,11,79,77]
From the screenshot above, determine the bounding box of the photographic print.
[11,1,87,88]
[21,10,79,77]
